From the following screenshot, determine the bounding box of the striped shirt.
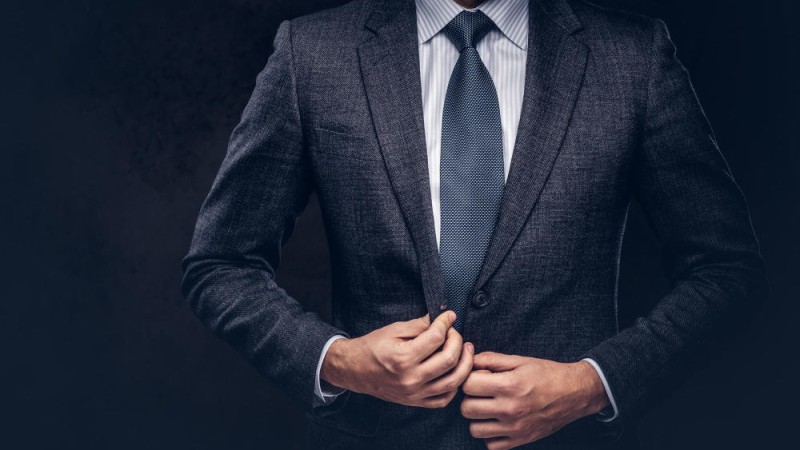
[416,0,529,248]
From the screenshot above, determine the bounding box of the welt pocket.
[311,127,380,161]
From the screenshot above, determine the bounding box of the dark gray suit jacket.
[181,0,768,448]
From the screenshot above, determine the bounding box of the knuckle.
[387,359,404,374]
[395,346,412,361]
[508,405,522,419]
[500,377,517,394]
[393,353,414,370]
[385,357,400,372]
[417,367,435,383]
[387,350,404,367]
[403,374,420,389]
[502,405,519,419]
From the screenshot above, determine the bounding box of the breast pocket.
[311,127,382,162]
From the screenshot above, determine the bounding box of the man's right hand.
[320,311,474,408]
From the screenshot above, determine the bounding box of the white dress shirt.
[313,0,618,422]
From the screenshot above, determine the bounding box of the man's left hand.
[460,352,610,450]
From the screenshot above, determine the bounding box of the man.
[181,0,767,448]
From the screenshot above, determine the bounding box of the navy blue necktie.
[439,10,504,332]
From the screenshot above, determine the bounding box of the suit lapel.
[358,0,447,318]
[472,0,589,292]
[356,0,589,317]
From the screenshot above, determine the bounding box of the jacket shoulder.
[286,0,370,49]
[568,1,665,68]
[570,1,664,48]
[570,0,659,35]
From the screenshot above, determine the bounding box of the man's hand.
[460,352,609,450]
[320,311,474,408]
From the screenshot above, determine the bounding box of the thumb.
[392,313,432,338]
[419,312,431,326]
[472,351,524,372]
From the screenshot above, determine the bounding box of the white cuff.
[581,358,619,422]
[314,335,348,403]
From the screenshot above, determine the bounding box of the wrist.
[572,360,610,417]
[320,337,355,392]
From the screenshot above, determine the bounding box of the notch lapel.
[472,0,589,292]
[356,0,589,318]
[357,0,447,318]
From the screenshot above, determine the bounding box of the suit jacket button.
[471,291,490,308]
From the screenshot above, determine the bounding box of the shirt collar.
[416,0,529,50]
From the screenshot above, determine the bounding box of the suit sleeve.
[582,18,769,421]
[180,20,348,412]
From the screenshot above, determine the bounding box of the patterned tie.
[440,10,504,332]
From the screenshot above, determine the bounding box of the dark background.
[2,0,798,448]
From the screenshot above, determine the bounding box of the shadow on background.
[2,0,797,448]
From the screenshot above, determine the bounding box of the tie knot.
[443,10,496,52]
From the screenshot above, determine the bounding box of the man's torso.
[293,0,653,447]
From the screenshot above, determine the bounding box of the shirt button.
[471,291,490,308]
[438,303,448,311]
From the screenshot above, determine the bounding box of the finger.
[485,436,517,450]
[391,313,432,338]
[417,327,464,382]
[404,310,455,361]
[420,341,474,396]
[468,419,512,439]
[418,387,458,409]
[462,370,513,397]
[472,351,524,372]
[460,396,504,420]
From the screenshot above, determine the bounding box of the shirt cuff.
[314,334,349,403]
[581,357,619,422]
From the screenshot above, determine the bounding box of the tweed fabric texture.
[440,10,505,332]
[181,0,768,448]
